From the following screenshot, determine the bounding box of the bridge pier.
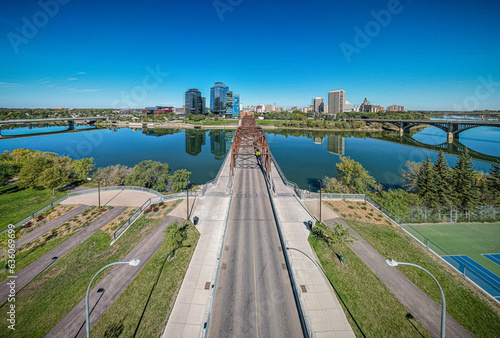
[447,132,454,143]
[68,120,75,130]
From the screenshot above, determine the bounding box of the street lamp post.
[86,177,101,208]
[186,179,190,220]
[386,259,446,338]
[318,179,322,223]
[85,259,140,338]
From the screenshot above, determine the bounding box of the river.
[0,125,498,191]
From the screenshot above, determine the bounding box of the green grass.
[0,233,72,283]
[403,222,500,276]
[346,219,500,337]
[309,222,432,337]
[91,221,200,337]
[0,215,161,337]
[0,185,65,231]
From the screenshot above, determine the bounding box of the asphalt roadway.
[207,156,303,338]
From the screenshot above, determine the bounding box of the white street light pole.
[386,259,446,338]
[85,259,140,337]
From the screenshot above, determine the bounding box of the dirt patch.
[325,200,394,226]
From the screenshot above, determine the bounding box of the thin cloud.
[67,77,78,81]
[0,82,19,87]
[74,72,86,75]
[69,88,99,93]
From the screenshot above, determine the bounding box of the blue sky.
[1,0,499,110]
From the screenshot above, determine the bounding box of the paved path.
[208,156,303,338]
[271,168,355,337]
[48,215,183,338]
[163,155,231,338]
[17,205,88,247]
[61,190,156,207]
[0,207,127,303]
[308,201,472,338]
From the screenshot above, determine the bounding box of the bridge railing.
[269,153,302,198]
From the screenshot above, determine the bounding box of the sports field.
[402,222,500,277]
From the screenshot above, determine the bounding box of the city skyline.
[1,0,499,110]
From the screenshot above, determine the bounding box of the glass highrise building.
[225,91,233,116]
[185,88,205,115]
[233,94,240,117]
[210,82,229,114]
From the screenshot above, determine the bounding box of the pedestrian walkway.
[270,167,356,337]
[61,189,156,207]
[305,201,472,338]
[0,206,127,303]
[16,204,88,246]
[48,215,183,338]
[163,156,232,338]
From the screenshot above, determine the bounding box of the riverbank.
[98,120,402,133]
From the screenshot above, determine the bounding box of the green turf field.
[402,222,500,276]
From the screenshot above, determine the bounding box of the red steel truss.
[230,116,271,182]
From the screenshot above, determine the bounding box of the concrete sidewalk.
[62,190,156,207]
[270,167,355,337]
[163,156,232,338]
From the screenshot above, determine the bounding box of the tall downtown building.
[210,82,229,114]
[185,88,205,115]
[233,94,240,117]
[328,90,345,117]
[313,97,324,114]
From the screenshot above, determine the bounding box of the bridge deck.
[207,155,303,337]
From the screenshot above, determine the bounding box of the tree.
[39,164,71,194]
[487,161,500,205]
[433,151,454,208]
[94,164,131,186]
[452,147,479,212]
[416,156,437,207]
[17,154,53,189]
[170,169,191,192]
[334,156,381,194]
[332,222,357,262]
[72,157,95,180]
[125,160,171,191]
[400,160,422,193]
[0,162,21,186]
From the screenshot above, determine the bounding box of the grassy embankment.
[0,213,161,337]
[342,216,500,336]
[0,185,65,231]
[91,220,199,337]
[309,222,432,337]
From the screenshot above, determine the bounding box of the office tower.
[233,94,240,117]
[210,82,229,114]
[185,89,204,115]
[345,101,351,111]
[265,104,275,112]
[226,91,233,116]
[328,89,345,117]
[313,97,324,114]
[327,135,345,156]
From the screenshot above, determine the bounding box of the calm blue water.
[0,125,498,190]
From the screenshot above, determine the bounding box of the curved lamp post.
[386,259,446,338]
[86,259,140,337]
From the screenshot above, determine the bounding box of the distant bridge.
[0,117,108,137]
[354,118,500,143]
[374,134,499,163]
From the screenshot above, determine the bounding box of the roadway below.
[207,155,303,338]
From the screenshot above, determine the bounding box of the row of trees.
[321,149,500,213]
[404,149,499,210]
[1,149,191,194]
[0,149,94,193]
[92,160,191,193]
